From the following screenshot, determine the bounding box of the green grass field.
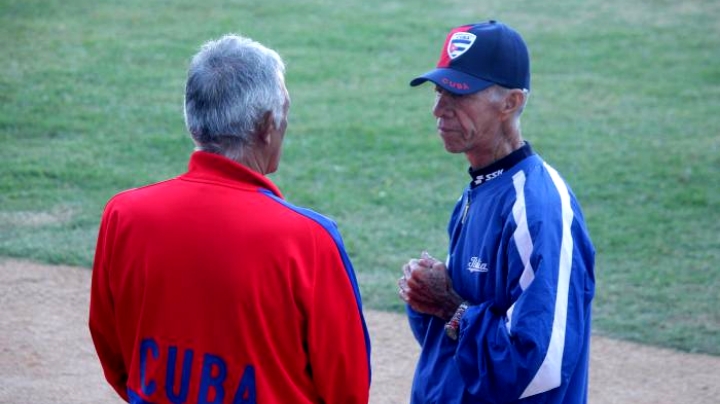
[1,0,718,355]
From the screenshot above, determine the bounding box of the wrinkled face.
[432,85,503,156]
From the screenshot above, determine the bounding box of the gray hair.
[184,34,286,159]
[485,85,530,135]
[486,85,530,117]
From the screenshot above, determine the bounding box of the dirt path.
[1,258,718,404]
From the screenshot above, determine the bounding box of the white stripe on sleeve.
[506,171,534,335]
[520,163,575,398]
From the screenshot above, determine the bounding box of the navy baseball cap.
[410,20,530,94]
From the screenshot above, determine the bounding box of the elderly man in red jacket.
[89,34,371,404]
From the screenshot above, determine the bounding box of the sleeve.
[403,189,461,346]
[406,305,432,346]
[454,171,595,402]
[88,203,130,402]
[404,189,461,346]
[305,225,371,404]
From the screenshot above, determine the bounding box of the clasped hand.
[398,252,463,321]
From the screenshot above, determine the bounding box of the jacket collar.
[182,151,284,198]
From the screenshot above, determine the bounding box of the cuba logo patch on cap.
[447,32,476,59]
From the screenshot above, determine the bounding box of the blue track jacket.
[407,146,595,403]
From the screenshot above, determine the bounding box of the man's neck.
[467,134,524,170]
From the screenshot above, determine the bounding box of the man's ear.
[256,111,275,145]
[501,90,525,118]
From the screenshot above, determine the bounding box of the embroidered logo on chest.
[467,256,489,273]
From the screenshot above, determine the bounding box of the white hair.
[183,34,286,159]
[486,85,530,117]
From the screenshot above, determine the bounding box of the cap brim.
[410,68,494,95]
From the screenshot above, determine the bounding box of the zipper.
[460,190,471,225]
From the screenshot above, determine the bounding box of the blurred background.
[1,0,718,355]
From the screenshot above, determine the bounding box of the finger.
[420,251,432,266]
[421,251,440,268]
[398,276,409,290]
[403,264,413,279]
[406,266,436,287]
[406,273,437,295]
[398,287,410,302]
[406,274,421,289]
[408,259,426,274]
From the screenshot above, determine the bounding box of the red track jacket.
[89,151,371,403]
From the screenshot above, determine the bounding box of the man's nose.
[433,93,451,118]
